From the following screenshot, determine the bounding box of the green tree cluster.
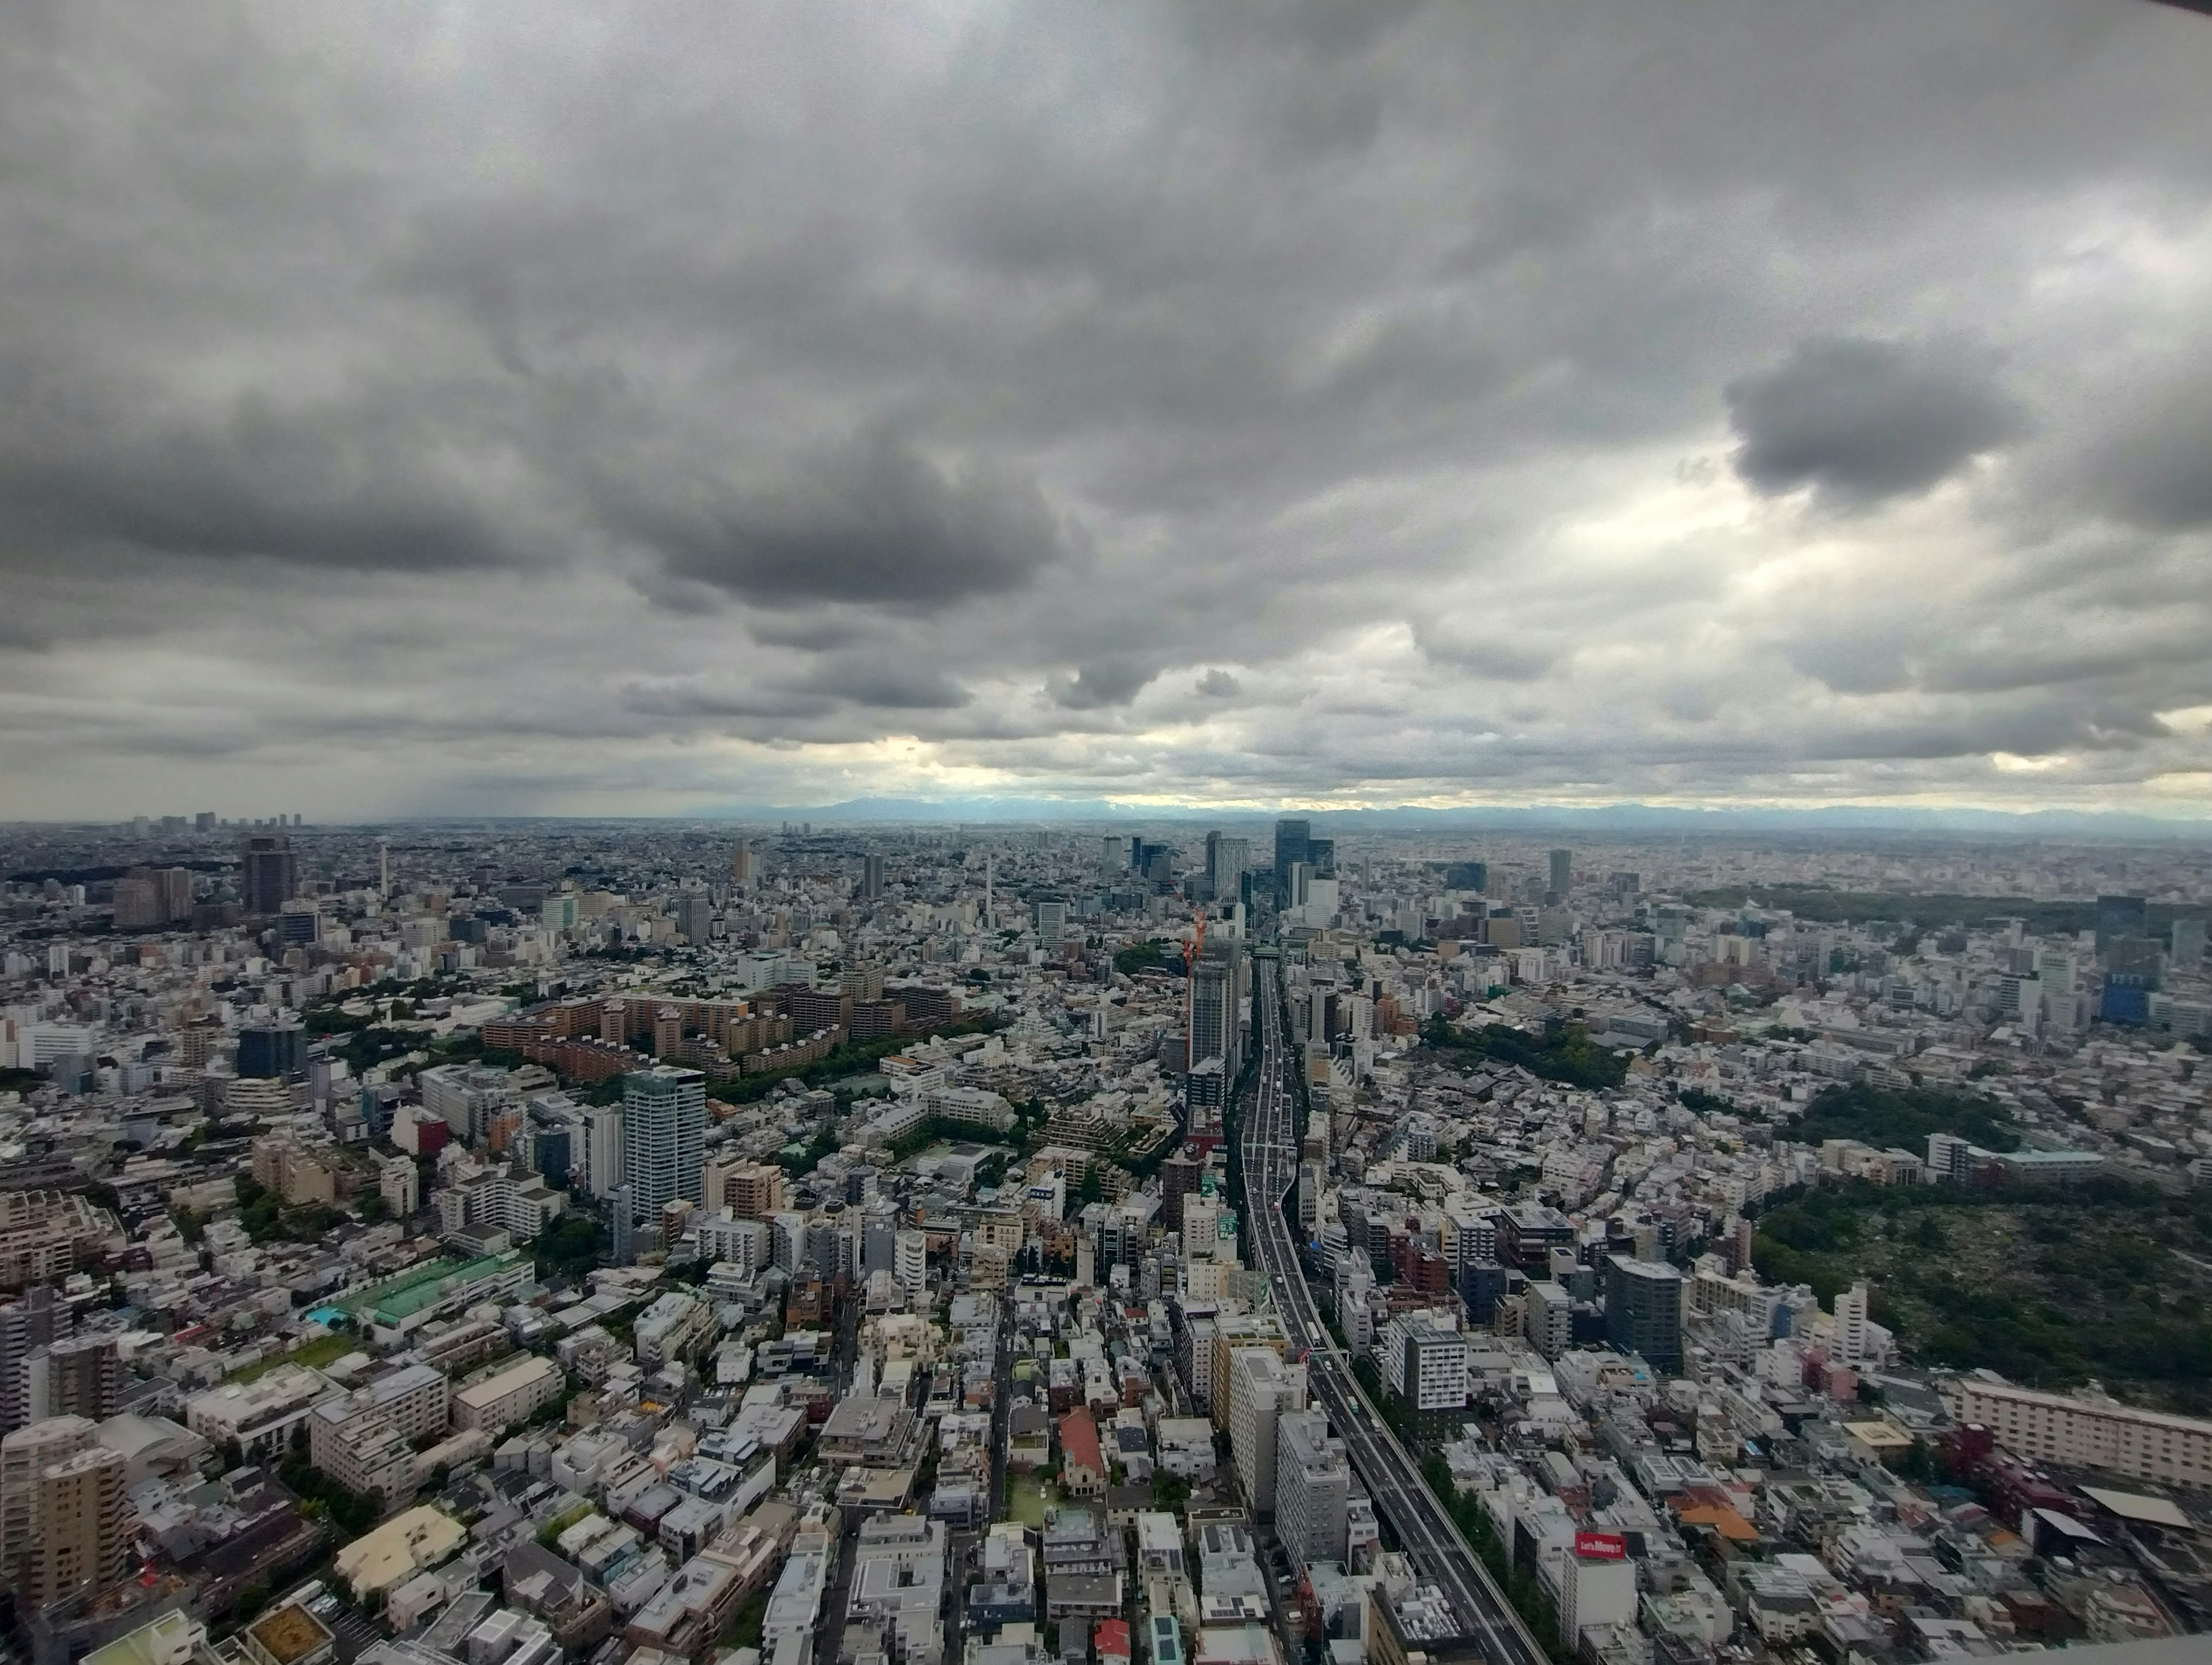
[1420,1016,1628,1090]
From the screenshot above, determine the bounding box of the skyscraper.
[241,834,297,915]
[730,840,755,890]
[1604,1255,1684,1372]
[861,854,885,900]
[1272,819,1310,906]
[1204,833,1250,901]
[1548,848,1573,901]
[621,1067,706,1218]
[21,1444,126,1606]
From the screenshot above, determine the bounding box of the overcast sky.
[5,1,2212,822]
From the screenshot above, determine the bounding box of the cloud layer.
[3,0,2212,819]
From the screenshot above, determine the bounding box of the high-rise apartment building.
[1604,1256,1684,1372]
[861,854,885,900]
[27,1335,119,1424]
[1548,848,1573,901]
[0,1415,96,1594]
[579,1104,624,1198]
[241,835,297,916]
[1831,1281,1872,1368]
[20,1443,126,1606]
[1273,1409,1350,1572]
[621,1067,706,1218]
[0,1287,62,1438]
[730,840,755,890]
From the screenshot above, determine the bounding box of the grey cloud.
[1412,623,1562,683]
[784,657,972,712]
[607,428,1072,612]
[2078,373,2212,530]
[1727,336,2027,508]
[1195,669,1242,697]
[0,374,524,575]
[1055,661,1162,710]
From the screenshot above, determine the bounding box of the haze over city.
[5,2,2212,822]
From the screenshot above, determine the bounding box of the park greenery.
[1751,1173,2212,1411]
[1792,1081,2019,1153]
[1112,939,1174,978]
[1684,884,2190,940]
[1419,1014,1629,1090]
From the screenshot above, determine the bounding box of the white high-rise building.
[1274,1409,1350,1572]
[1226,1347,1306,1518]
[895,1230,928,1297]
[579,1104,624,1198]
[1831,1282,1870,1368]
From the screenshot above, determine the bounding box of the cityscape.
[5,5,2212,1665]
[0,811,2208,1665]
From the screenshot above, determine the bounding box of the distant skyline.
[3,3,2212,821]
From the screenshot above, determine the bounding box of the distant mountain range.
[684,795,2212,840]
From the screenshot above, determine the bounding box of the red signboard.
[1574,1531,1628,1560]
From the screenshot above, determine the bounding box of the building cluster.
[0,812,2206,1665]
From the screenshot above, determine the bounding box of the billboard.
[1574,1531,1628,1561]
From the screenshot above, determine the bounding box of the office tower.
[1927,1133,1973,1184]
[673,891,713,946]
[1272,819,1310,905]
[607,1186,635,1266]
[730,840,755,891]
[1604,1256,1684,1373]
[1035,899,1069,949]
[1444,861,1487,893]
[1831,1281,1871,1367]
[241,834,297,915]
[1204,833,1250,901]
[861,854,884,901]
[27,1336,119,1424]
[1305,838,1334,877]
[2173,917,2207,970]
[0,1288,62,1438]
[862,1203,899,1277]
[1101,836,1126,875]
[0,1414,96,1592]
[236,1022,306,1082]
[1459,1260,1509,1329]
[1190,947,1240,1079]
[1159,1152,1199,1231]
[1548,848,1573,901]
[620,1067,707,1218]
[2096,894,2148,953]
[1274,1410,1350,1572]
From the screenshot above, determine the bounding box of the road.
[1240,956,1550,1665]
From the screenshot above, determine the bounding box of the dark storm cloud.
[2,0,2212,817]
[605,428,1072,612]
[0,371,522,574]
[1055,660,1162,710]
[1726,336,2028,509]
